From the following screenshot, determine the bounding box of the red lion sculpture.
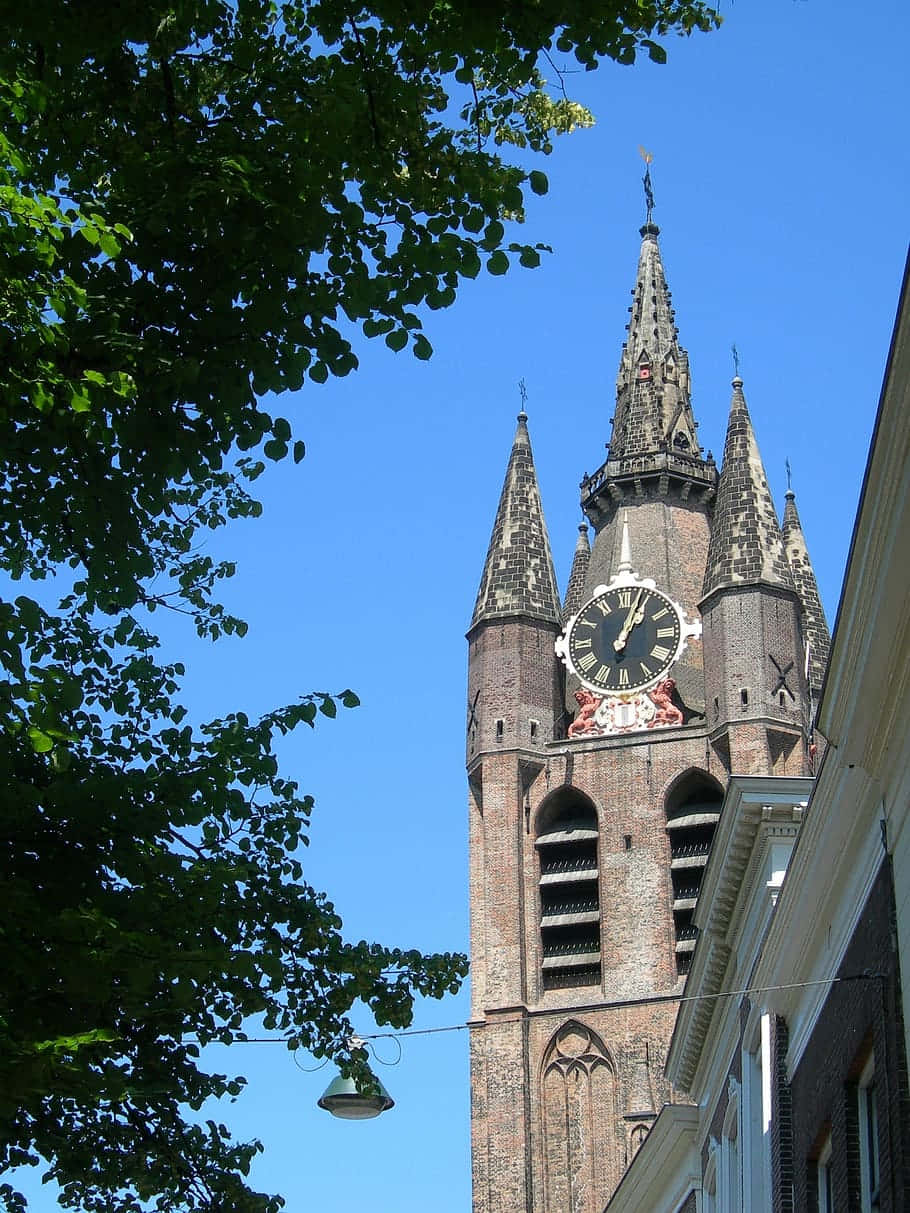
[568,689,602,738]
[647,677,683,727]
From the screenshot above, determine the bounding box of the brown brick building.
[466,213,831,1211]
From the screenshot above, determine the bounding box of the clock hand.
[613,588,645,652]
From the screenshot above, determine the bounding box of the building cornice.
[756,254,910,1074]
[666,775,811,1093]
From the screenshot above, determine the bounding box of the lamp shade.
[317,1072,395,1120]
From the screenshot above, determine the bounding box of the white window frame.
[858,1055,880,1213]
[720,1081,742,1213]
[741,1017,770,1211]
[703,1140,718,1213]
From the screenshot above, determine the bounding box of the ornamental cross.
[770,654,795,698]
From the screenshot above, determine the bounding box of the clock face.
[566,584,682,694]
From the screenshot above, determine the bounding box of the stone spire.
[608,223,701,463]
[782,490,831,698]
[561,523,591,623]
[472,412,561,627]
[702,378,795,598]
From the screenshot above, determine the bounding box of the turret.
[782,488,831,703]
[561,522,591,623]
[700,378,810,775]
[467,410,563,762]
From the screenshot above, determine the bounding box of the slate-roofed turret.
[700,377,810,779]
[702,378,795,598]
[561,523,591,623]
[471,411,561,627]
[782,489,830,698]
[607,223,701,464]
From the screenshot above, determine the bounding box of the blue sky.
[13,1,910,1209]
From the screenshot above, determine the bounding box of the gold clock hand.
[613,587,645,652]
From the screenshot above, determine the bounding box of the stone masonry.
[467,216,829,1212]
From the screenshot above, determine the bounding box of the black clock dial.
[567,585,682,694]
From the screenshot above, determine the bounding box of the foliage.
[0,0,719,1208]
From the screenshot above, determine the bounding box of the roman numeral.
[651,606,669,620]
[574,637,593,650]
[578,652,598,672]
[617,590,632,608]
[650,644,671,661]
[595,664,610,683]
[639,662,654,679]
[656,627,676,638]
[618,668,630,688]
[595,599,612,616]
[579,619,597,628]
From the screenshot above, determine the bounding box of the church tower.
[467,207,827,1212]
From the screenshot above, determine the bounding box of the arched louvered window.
[541,1021,617,1210]
[665,771,724,976]
[536,788,600,991]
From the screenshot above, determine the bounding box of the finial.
[731,343,741,378]
[639,147,655,225]
[617,511,633,574]
[518,378,528,422]
[785,457,793,494]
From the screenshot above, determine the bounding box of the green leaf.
[99,233,121,258]
[528,170,549,196]
[413,334,433,361]
[293,440,307,464]
[27,727,54,753]
[385,329,408,352]
[483,219,505,248]
[486,251,509,276]
[263,439,288,460]
[461,247,482,279]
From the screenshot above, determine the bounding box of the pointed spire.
[702,379,796,598]
[562,522,591,623]
[608,224,701,462]
[472,412,561,628]
[782,489,831,697]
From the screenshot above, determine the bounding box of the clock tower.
[466,215,829,1212]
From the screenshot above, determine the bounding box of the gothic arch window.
[665,770,723,976]
[541,1021,617,1212]
[629,1123,649,1158]
[536,788,600,991]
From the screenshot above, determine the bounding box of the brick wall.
[786,861,910,1212]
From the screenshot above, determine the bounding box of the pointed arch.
[663,766,724,811]
[664,768,724,975]
[535,785,598,837]
[535,788,601,992]
[541,1021,619,1212]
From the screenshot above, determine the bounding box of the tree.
[0,1,720,1209]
